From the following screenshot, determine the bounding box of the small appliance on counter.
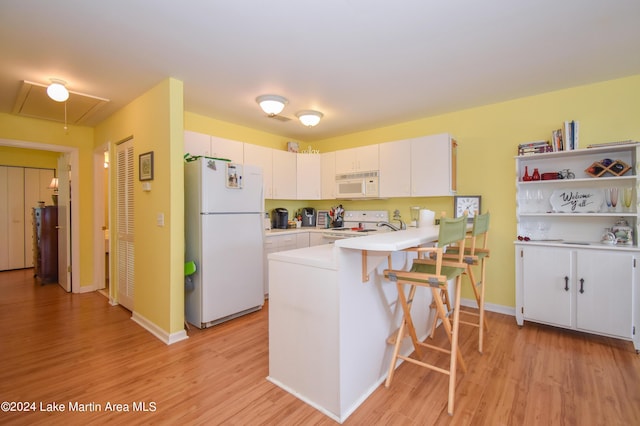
[271,208,289,229]
[301,207,316,227]
[264,212,271,230]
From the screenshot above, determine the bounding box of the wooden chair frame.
[383,215,469,415]
[444,212,490,352]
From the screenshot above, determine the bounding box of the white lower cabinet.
[264,233,307,296]
[516,244,638,349]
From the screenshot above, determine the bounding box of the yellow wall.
[310,75,640,307]
[185,111,293,150]
[0,113,95,287]
[0,146,59,169]
[189,75,640,308]
[94,78,185,334]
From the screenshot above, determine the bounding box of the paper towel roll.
[418,209,435,227]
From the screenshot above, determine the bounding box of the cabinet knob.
[564,276,569,291]
[579,278,585,294]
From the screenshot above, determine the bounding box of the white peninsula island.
[267,226,445,423]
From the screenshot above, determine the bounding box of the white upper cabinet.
[321,152,336,199]
[210,136,244,163]
[243,144,273,199]
[272,150,297,200]
[184,131,243,163]
[410,133,457,196]
[335,145,379,174]
[184,130,210,157]
[379,139,411,198]
[296,154,321,200]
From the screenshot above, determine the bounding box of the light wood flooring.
[1,268,639,425]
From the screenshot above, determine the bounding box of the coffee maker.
[301,207,316,227]
[271,208,289,229]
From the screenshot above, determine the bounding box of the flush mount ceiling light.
[256,94,288,116]
[46,78,69,102]
[296,110,324,127]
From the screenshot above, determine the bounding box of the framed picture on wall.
[139,151,154,181]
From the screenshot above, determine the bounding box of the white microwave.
[336,171,379,199]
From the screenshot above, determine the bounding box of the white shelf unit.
[515,145,639,245]
[514,143,640,352]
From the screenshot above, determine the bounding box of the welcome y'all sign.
[550,189,604,213]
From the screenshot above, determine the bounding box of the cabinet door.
[184,130,211,157]
[411,134,456,196]
[321,152,336,199]
[309,232,325,247]
[264,236,278,296]
[244,144,273,198]
[576,250,633,338]
[296,232,310,249]
[522,246,573,327]
[379,140,411,197]
[335,148,357,174]
[335,145,379,174]
[211,136,244,163]
[272,150,297,199]
[296,154,321,200]
[356,145,379,172]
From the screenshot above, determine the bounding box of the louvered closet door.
[116,139,135,311]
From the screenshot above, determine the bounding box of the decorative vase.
[523,166,532,181]
[532,168,540,181]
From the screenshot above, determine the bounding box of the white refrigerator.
[184,158,264,328]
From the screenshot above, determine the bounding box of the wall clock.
[454,195,481,221]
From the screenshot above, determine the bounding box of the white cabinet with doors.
[321,152,336,199]
[272,150,297,200]
[410,133,457,196]
[379,139,411,198]
[244,143,273,199]
[296,153,321,200]
[184,131,243,163]
[514,143,640,351]
[516,244,638,349]
[210,136,244,163]
[335,145,379,174]
[264,232,302,296]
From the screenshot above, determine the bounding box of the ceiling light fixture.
[256,94,288,116]
[296,110,323,127]
[46,78,69,102]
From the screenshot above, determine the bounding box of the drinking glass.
[610,188,619,210]
[623,187,633,211]
[605,188,612,211]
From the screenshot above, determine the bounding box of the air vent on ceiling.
[267,114,292,122]
[12,80,110,125]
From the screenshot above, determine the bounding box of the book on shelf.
[517,140,552,156]
[552,120,580,151]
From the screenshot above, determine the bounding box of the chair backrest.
[470,212,490,252]
[438,215,468,248]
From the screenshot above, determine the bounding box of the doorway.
[0,138,79,292]
[93,143,110,299]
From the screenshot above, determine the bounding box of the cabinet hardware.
[579,278,585,294]
[564,276,569,291]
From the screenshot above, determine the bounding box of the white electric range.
[320,210,390,242]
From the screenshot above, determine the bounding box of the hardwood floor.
[1,268,639,425]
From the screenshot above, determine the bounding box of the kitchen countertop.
[265,227,381,238]
[334,225,440,251]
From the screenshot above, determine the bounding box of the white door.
[576,250,633,338]
[57,154,71,291]
[522,246,573,328]
[24,168,54,268]
[116,139,135,310]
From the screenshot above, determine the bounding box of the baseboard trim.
[460,297,515,317]
[131,311,189,345]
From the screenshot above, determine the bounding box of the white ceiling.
[1,1,639,142]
